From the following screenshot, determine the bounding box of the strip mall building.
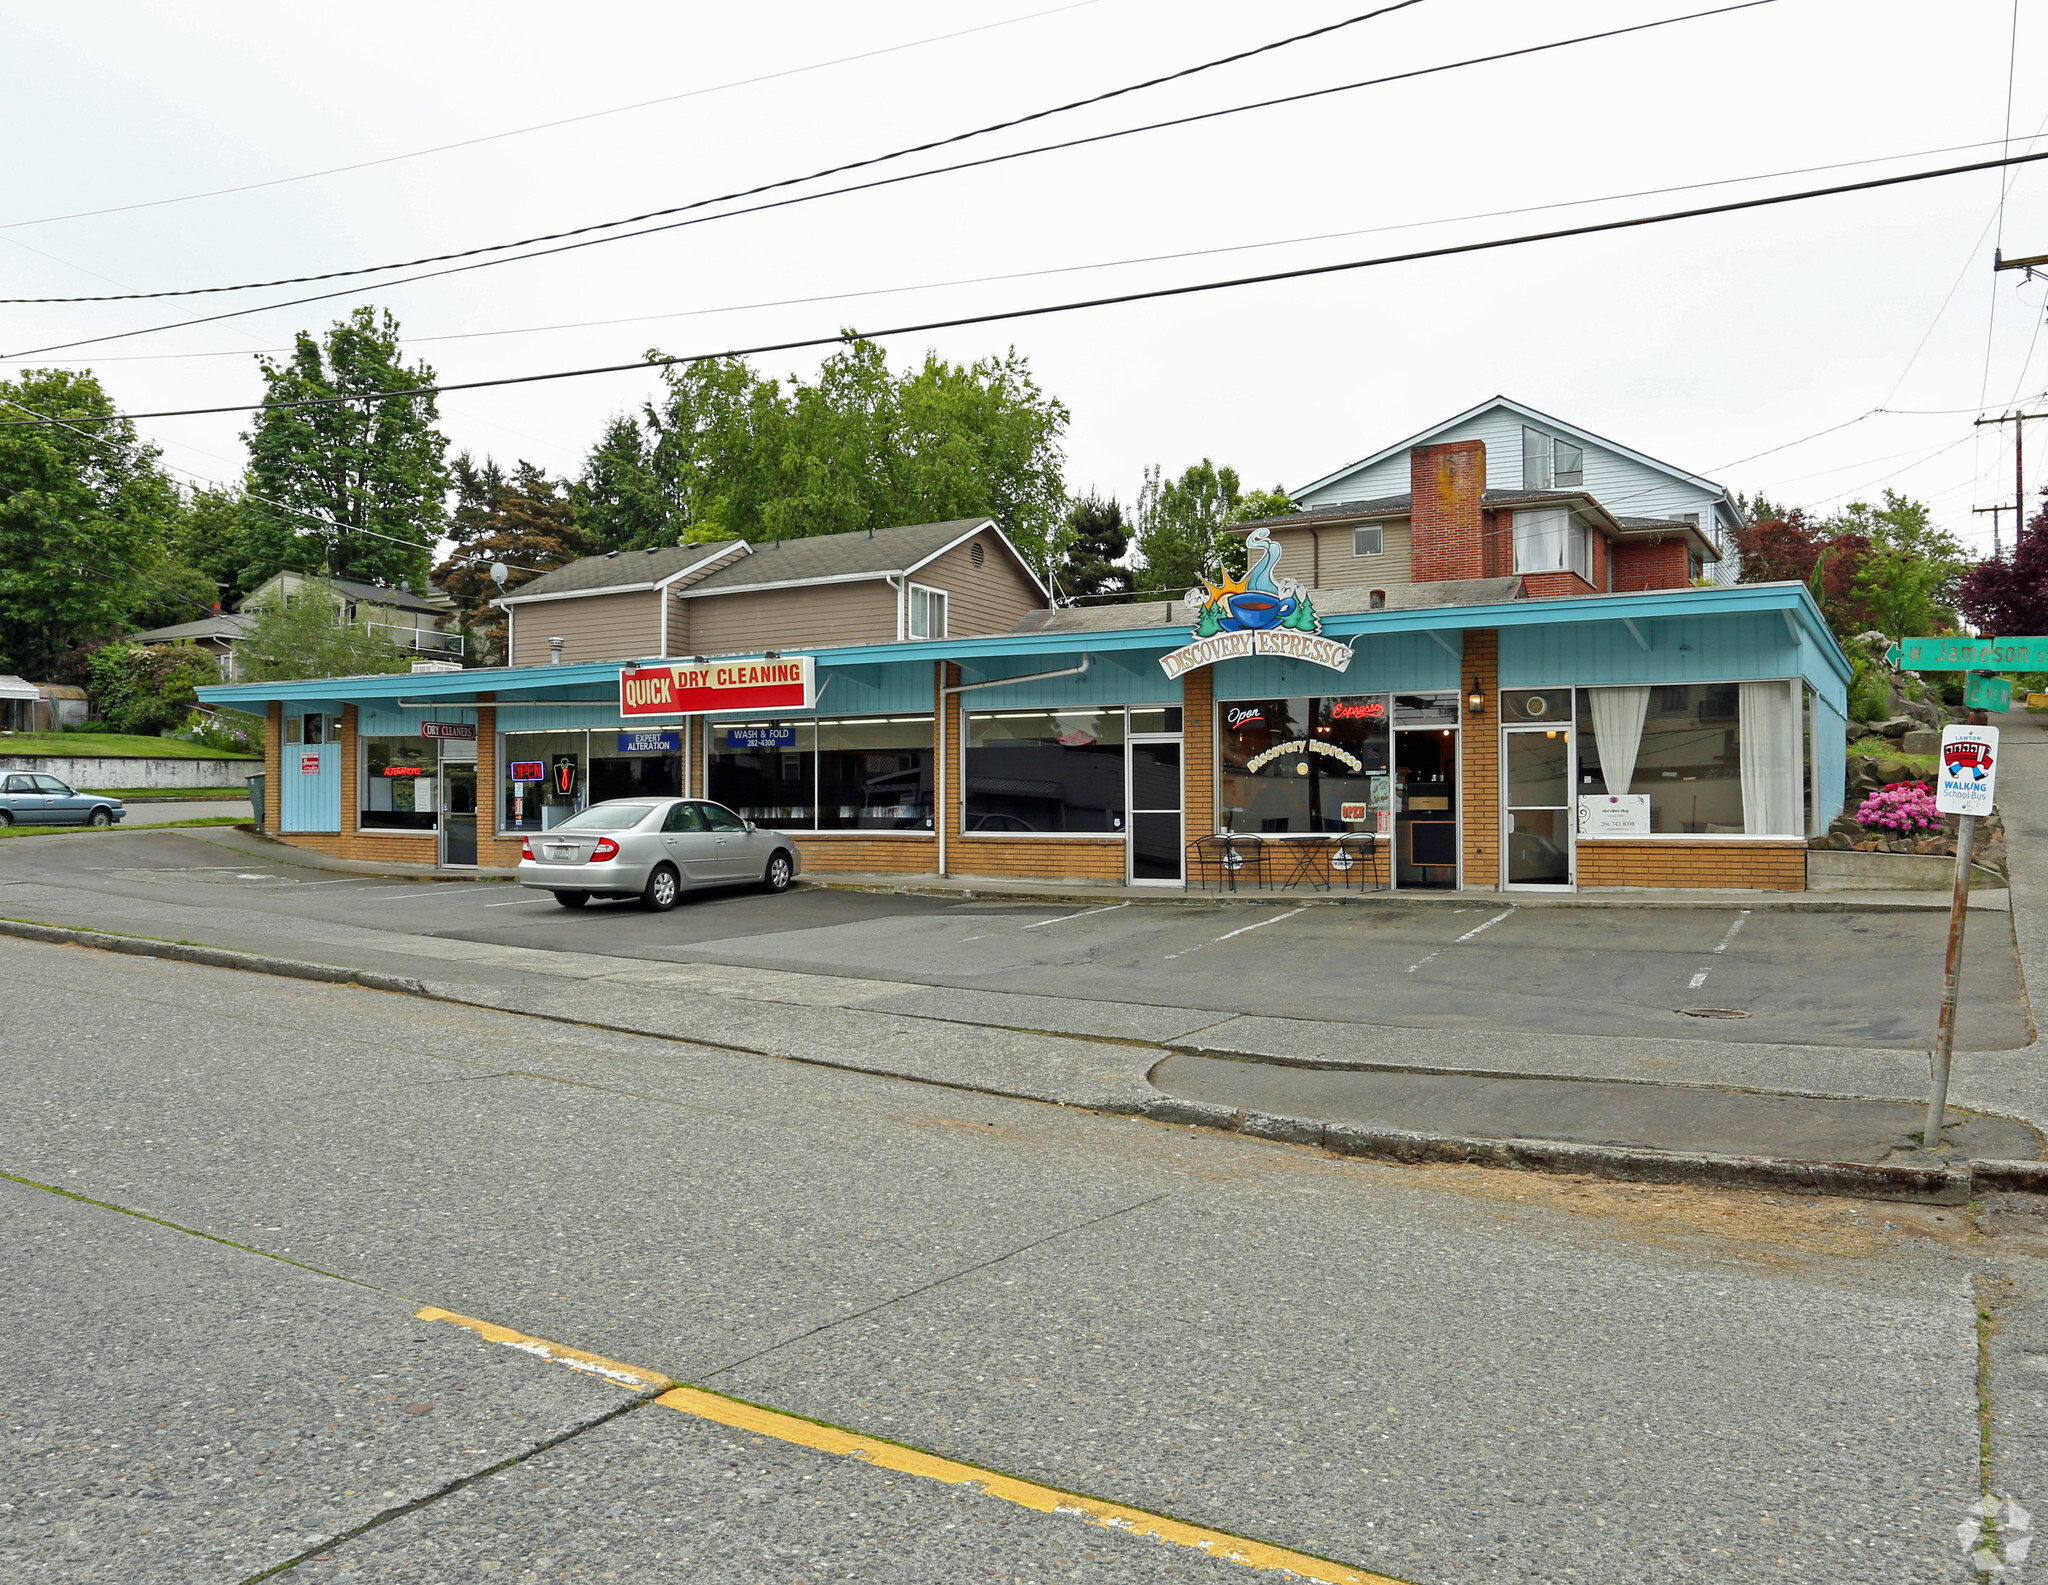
[202,398,1851,893]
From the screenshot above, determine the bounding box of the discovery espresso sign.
[619,656,816,717]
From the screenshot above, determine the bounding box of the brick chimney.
[1409,439,1486,582]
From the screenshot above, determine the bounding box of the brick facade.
[1576,839,1806,890]
[1461,629,1499,887]
[1613,536,1692,592]
[1409,441,1487,581]
[1518,571,1599,600]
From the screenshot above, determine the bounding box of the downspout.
[937,653,1093,878]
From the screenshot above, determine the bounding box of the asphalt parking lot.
[0,827,2027,1050]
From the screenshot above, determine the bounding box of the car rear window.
[552,803,656,831]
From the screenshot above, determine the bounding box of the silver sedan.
[516,797,801,910]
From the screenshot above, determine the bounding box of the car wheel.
[552,891,589,909]
[640,864,680,911]
[761,850,794,894]
[87,807,113,828]
[0,810,12,828]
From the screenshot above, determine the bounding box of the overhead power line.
[11,145,2045,431]
[4,0,1436,306]
[0,0,1784,361]
[0,1,1104,233]
[1,131,2022,371]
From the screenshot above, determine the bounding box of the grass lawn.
[0,816,248,840]
[77,785,253,800]
[1847,740,1936,775]
[0,732,258,760]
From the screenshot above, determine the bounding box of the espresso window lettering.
[1218,696,1390,833]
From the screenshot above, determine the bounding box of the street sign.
[1893,635,2048,671]
[1965,674,2014,713]
[1935,724,1999,816]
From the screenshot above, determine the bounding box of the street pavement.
[0,936,2008,1582]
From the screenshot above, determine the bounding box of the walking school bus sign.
[1159,526,1353,680]
[619,655,816,717]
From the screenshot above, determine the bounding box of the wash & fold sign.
[619,656,816,717]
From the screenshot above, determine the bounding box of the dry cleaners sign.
[1158,526,1352,679]
[620,656,816,717]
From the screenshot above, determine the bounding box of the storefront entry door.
[1502,727,1573,888]
[1128,736,1183,885]
[441,765,478,866]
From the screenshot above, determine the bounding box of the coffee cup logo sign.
[1936,723,1999,817]
[1158,527,1353,679]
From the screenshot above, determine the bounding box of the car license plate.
[546,845,573,860]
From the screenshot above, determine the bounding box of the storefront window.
[590,728,683,805]
[708,721,815,829]
[1576,682,1798,835]
[362,737,438,830]
[818,717,934,830]
[964,709,1125,834]
[503,731,587,831]
[1218,697,1390,834]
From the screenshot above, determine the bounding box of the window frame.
[1352,524,1385,558]
[357,734,440,835]
[959,705,1139,840]
[907,582,949,640]
[700,714,938,837]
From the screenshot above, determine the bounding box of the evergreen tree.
[432,459,588,666]
[572,415,677,552]
[237,307,449,592]
[1055,493,1132,603]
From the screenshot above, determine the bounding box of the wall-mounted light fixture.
[763,650,782,660]
[1466,679,1485,716]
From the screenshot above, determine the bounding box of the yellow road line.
[418,1305,1408,1585]
[416,1307,673,1392]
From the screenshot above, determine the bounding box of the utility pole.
[1973,410,2048,555]
[1974,503,2014,559]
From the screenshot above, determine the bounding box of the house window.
[1513,508,1592,580]
[1369,589,1386,610]
[1352,524,1385,557]
[908,584,947,640]
[1521,428,1584,489]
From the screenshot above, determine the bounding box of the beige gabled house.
[496,517,1049,667]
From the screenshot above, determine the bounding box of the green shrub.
[1847,658,1891,722]
[84,643,219,736]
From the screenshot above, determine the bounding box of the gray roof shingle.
[680,519,993,594]
[506,540,744,601]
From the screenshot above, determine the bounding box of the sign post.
[1925,723,2000,1149]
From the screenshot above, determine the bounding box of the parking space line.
[1405,905,1516,974]
[482,897,550,907]
[416,1307,1399,1584]
[1164,906,1309,960]
[1021,902,1131,930]
[1686,909,1752,992]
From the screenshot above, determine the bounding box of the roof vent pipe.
[548,637,565,666]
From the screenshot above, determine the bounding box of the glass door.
[441,764,478,866]
[1127,736,1183,885]
[1502,727,1573,888]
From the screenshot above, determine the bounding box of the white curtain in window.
[1514,508,1570,573]
[1587,686,1650,796]
[1738,680,1799,835]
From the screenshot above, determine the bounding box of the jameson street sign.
[1887,635,2048,670]
[1965,674,2014,713]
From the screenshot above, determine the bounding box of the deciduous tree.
[432,457,588,665]
[1958,492,2048,635]
[236,579,410,681]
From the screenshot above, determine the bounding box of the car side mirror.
[743,819,756,832]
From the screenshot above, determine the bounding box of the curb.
[0,914,2008,1204]
[1138,1096,1977,1203]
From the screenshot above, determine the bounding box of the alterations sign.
[619,656,816,717]
[1935,723,1999,817]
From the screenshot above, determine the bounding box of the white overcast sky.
[1,0,2043,558]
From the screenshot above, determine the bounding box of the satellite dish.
[489,561,509,590]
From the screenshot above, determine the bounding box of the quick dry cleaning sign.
[619,657,816,717]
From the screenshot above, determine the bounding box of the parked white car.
[517,797,799,910]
